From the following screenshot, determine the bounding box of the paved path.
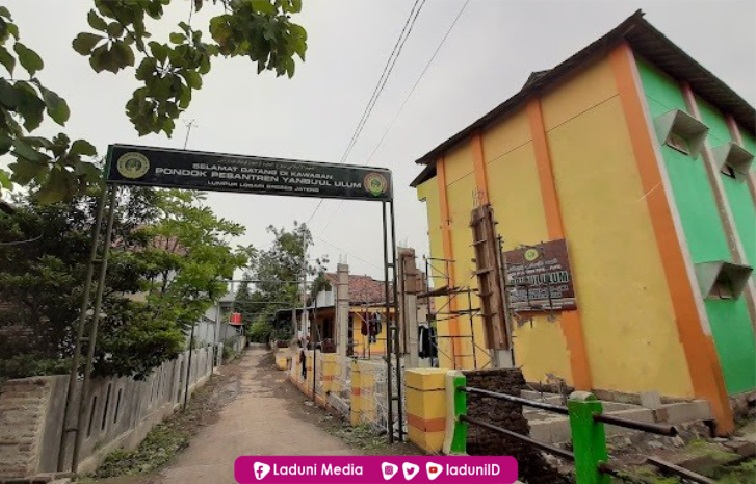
[159,349,352,484]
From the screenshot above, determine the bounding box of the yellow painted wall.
[483,111,574,384]
[414,56,694,399]
[541,58,693,397]
[417,178,454,368]
[349,307,394,357]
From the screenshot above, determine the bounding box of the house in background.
[412,9,754,434]
[276,273,395,357]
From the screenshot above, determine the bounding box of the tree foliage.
[0,1,307,203]
[0,188,249,380]
[235,221,327,335]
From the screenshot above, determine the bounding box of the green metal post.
[568,391,610,484]
[443,371,468,455]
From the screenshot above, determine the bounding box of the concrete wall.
[0,346,218,478]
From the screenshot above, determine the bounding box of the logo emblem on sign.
[524,248,540,262]
[425,462,443,481]
[252,462,270,480]
[116,152,150,179]
[364,172,388,197]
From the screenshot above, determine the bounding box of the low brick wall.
[464,369,569,484]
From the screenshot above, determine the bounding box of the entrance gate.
[57,145,403,473]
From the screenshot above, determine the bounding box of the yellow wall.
[483,109,574,384]
[417,178,455,368]
[541,59,693,396]
[415,56,694,398]
[349,307,394,357]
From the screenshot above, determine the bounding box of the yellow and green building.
[412,10,754,434]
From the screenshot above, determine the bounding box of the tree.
[0,187,249,380]
[0,1,307,203]
[236,221,327,337]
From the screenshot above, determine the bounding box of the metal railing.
[447,380,714,484]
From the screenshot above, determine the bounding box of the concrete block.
[723,439,756,457]
[663,400,712,424]
[640,390,662,409]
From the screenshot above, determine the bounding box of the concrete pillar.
[336,263,349,357]
[405,368,449,453]
[398,248,421,365]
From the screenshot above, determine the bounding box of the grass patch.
[95,419,190,478]
[326,423,420,456]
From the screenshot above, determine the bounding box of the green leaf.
[0,132,11,156]
[106,22,125,38]
[71,140,97,156]
[193,0,203,13]
[87,9,108,31]
[110,40,135,70]
[11,139,47,162]
[0,169,11,190]
[182,69,202,90]
[38,85,71,125]
[0,6,10,19]
[169,32,186,44]
[88,44,108,73]
[72,32,103,55]
[149,41,168,63]
[74,159,102,181]
[14,81,45,131]
[0,46,14,75]
[13,43,44,76]
[0,79,19,108]
[251,0,276,15]
[8,156,49,185]
[6,23,19,40]
[35,168,72,204]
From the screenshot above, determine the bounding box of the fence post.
[568,391,610,484]
[442,370,468,455]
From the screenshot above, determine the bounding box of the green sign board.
[105,144,393,201]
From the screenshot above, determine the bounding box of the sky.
[2,0,755,279]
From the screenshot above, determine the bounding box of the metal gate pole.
[382,201,394,444]
[184,322,195,409]
[389,200,403,442]
[72,184,118,474]
[57,186,108,472]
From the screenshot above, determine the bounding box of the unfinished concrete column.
[336,262,349,357]
[398,247,421,367]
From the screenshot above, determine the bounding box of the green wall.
[636,57,756,394]
[697,96,756,268]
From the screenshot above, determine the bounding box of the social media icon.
[253,462,271,481]
[402,462,420,481]
[426,462,443,481]
[382,462,398,481]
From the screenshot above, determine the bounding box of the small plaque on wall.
[504,238,577,312]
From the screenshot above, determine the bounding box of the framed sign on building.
[503,239,576,312]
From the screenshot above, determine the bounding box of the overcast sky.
[3,0,755,279]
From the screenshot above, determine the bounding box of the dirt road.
[156,349,352,483]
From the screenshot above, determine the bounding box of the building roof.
[411,9,755,187]
[323,273,393,305]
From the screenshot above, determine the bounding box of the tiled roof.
[324,273,393,305]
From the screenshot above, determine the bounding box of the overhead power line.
[318,0,471,235]
[306,0,427,225]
